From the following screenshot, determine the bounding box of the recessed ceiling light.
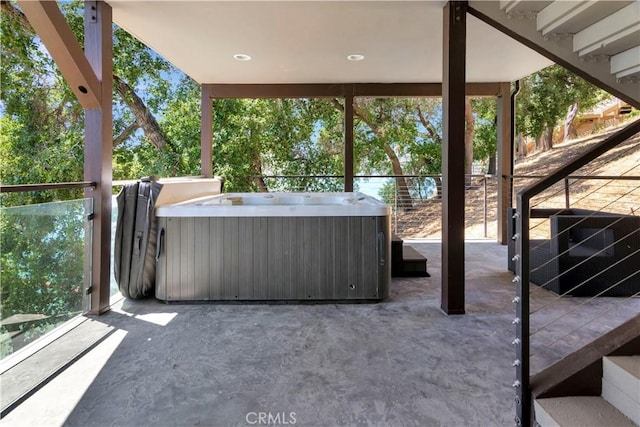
[233,53,252,61]
[347,54,365,61]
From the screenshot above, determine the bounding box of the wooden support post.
[344,86,354,192]
[441,1,467,315]
[201,85,213,178]
[84,1,112,314]
[497,82,513,245]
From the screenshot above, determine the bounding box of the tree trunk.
[253,177,268,192]
[487,154,496,175]
[516,134,526,158]
[537,127,553,152]
[382,143,412,210]
[251,156,268,192]
[113,75,171,152]
[464,97,475,186]
[433,176,443,199]
[1,1,31,31]
[336,99,413,210]
[563,103,579,142]
[246,126,268,192]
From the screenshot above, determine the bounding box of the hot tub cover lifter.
[114,177,163,299]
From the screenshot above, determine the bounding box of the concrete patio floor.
[2,241,638,426]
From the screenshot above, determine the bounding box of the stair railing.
[512,119,640,426]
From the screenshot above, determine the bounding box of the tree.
[464,97,475,179]
[351,98,415,209]
[210,98,344,192]
[516,64,605,152]
[328,98,446,209]
[1,1,85,205]
[1,0,181,204]
[472,98,498,174]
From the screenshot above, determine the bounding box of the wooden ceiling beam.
[203,82,507,99]
[19,0,102,109]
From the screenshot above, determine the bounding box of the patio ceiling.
[106,1,553,84]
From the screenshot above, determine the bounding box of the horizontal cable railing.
[250,174,498,239]
[511,119,640,427]
[524,175,640,366]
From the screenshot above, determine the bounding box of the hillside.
[397,118,640,239]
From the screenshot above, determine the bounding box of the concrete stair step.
[534,396,636,427]
[603,356,640,425]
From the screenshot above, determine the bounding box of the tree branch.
[416,105,441,144]
[113,122,138,147]
[330,98,343,112]
[331,98,381,134]
[353,104,381,134]
[250,151,268,192]
[113,74,172,152]
[3,1,173,155]
[1,1,31,31]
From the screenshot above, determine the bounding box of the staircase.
[535,356,639,426]
[465,2,640,426]
[391,234,429,277]
[468,0,640,108]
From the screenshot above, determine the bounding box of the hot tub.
[154,192,391,302]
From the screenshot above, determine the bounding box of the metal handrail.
[510,175,640,180]
[0,181,95,193]
[254,174,496,179]
[249,174,344,179]
[356,174,494,179]
[512,118,640,426]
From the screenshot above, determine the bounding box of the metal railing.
[251,174,498,239]
[0,181,95,194]
[511,119,640,426]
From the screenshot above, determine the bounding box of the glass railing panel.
[0,198,92,360]
[110,195,120,301]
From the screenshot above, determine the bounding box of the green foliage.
[1,0,181,205]
[211,98,344,191]
[0,201,87,354]
[378,180,396,205]
[0,203,86,316]
[112,77,202,180]
[1,2,84,206]
[472,98,498,163]
[516,65,606,140]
